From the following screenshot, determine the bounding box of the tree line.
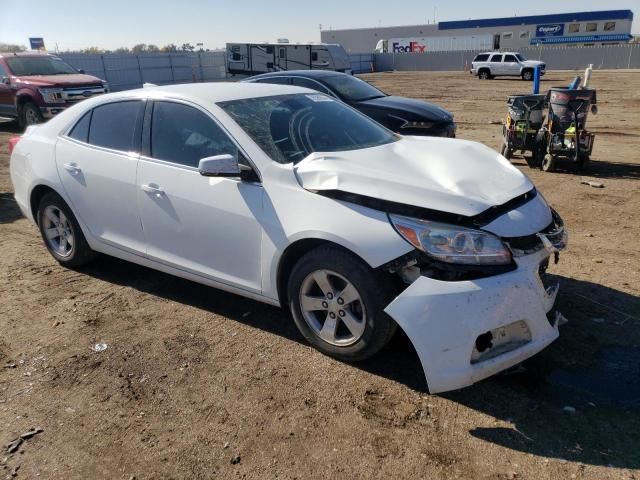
[0,43,214,54]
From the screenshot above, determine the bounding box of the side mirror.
[77,69,85,74]
[198,154,241,177]
[591,104,598,115]
[1,76,9,85]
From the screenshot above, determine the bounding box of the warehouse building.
[320,10,634,53]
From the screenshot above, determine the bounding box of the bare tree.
[0,43,27,53]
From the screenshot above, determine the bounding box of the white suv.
[471,52,546,81]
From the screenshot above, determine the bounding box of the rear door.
[137,100,263,292]
[55,100,146,253]
[489,54,504,74]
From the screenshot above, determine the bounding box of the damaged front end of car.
[380,200,568,394]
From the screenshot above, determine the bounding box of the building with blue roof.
[320,10,634,53]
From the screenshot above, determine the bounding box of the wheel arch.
[29,184,58,223]
[276,238,371,309]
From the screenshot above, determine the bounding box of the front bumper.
[384,248,561,394]
[40,106,68,119]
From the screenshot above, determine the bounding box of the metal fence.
[59,52,228,92]
[372,44,640,72]
[349,54,374,74]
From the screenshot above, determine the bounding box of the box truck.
[375,35,494,53]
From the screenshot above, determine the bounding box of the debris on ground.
[3,363,17,369]
[90,343,108,353]
[563,406,577,414]
[20,428,43,440]
[592,318,605,324]
[580,180,604,188]
[230,454,241,465]
[5,438,22,454]
[5,428,44,455]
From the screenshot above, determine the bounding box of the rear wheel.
[287,245,397,362]
[541,153,556,172]
[37,192,95,267]
[522,69,533,81]
[18,102,43,129]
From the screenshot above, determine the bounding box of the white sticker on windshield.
[305,94,333,102]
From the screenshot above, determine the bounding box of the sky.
[0,0,637,51]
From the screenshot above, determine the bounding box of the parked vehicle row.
[9,81,567,393]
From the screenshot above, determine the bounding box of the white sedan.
[9,82,567,393]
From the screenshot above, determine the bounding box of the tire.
[18,101,44,129]
[287,245,397,362]
[541,153,556,172]
[521,69,533,81]
[478,70,491,80]
[37,192,95,267]
[500,141,512,160]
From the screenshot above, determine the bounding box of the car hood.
[354,95,453,123]
[16,74,103,87]
[294,136,533,218]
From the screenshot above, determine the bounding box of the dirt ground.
[1,69,639,480]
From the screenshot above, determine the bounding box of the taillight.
[8,135,21,155]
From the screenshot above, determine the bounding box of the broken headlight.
[389,214,512,266]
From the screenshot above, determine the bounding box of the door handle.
[141,183,164,197]
[63,163,81,175]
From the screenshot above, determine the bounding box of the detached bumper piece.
[384,249,561,394]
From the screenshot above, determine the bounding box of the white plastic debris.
[91,343,108,353]
[580,180,604,188]
[563,406,576,414]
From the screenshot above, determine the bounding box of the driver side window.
[151,101,237,168]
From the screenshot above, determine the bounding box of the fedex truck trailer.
[227,43,352,75]
[375,35,494,53]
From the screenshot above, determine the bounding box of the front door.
[137,100,263,292]
[0,62,15,118]
[55,100,146,253]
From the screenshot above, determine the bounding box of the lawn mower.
[538,87,597,172]
[500,94,546,168]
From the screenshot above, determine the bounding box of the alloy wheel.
[299,269,366,347]
[42,205,75,258]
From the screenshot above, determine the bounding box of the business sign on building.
[29,37,46,50]
[535,24,564,37]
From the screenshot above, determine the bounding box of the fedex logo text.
[392,41,426,53]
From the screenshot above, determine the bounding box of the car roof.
[111,82,314,104]
[250,70,345,80]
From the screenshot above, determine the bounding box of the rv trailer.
[226,43,352,75]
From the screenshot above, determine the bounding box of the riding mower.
[537,87,597,172]
[500,94,546,168]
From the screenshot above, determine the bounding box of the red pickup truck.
[0,52,108,128]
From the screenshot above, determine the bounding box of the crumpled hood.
[294,136,533,218]
[16,74,104,87]
[355,95,453,123]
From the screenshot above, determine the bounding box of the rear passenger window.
[292,77,328,93]
[68,110,92,143]
[474,54,490,62]
[88,101,143,152]
[490,54,503,62]
[151,101,237,168]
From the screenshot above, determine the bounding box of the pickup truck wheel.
[521,69,534,81]
[19,102,43,129]
[37,192,96,267]
[478,70,491,80]
[287,245,397,362]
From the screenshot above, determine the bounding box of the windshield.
[219,93,398,164]
[322,74,386,102]
[516,54,526,62]
[6,56,77,76]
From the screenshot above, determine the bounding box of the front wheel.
[522,69,533,81]
[287,245,397,362]
[37,192,96,267]
[19,102,43,129]
[478,70,491,80]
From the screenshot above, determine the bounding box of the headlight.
[389,214,512,265]
[388,114,435,130]
[38,88,64,104]
[102,82,110,93]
